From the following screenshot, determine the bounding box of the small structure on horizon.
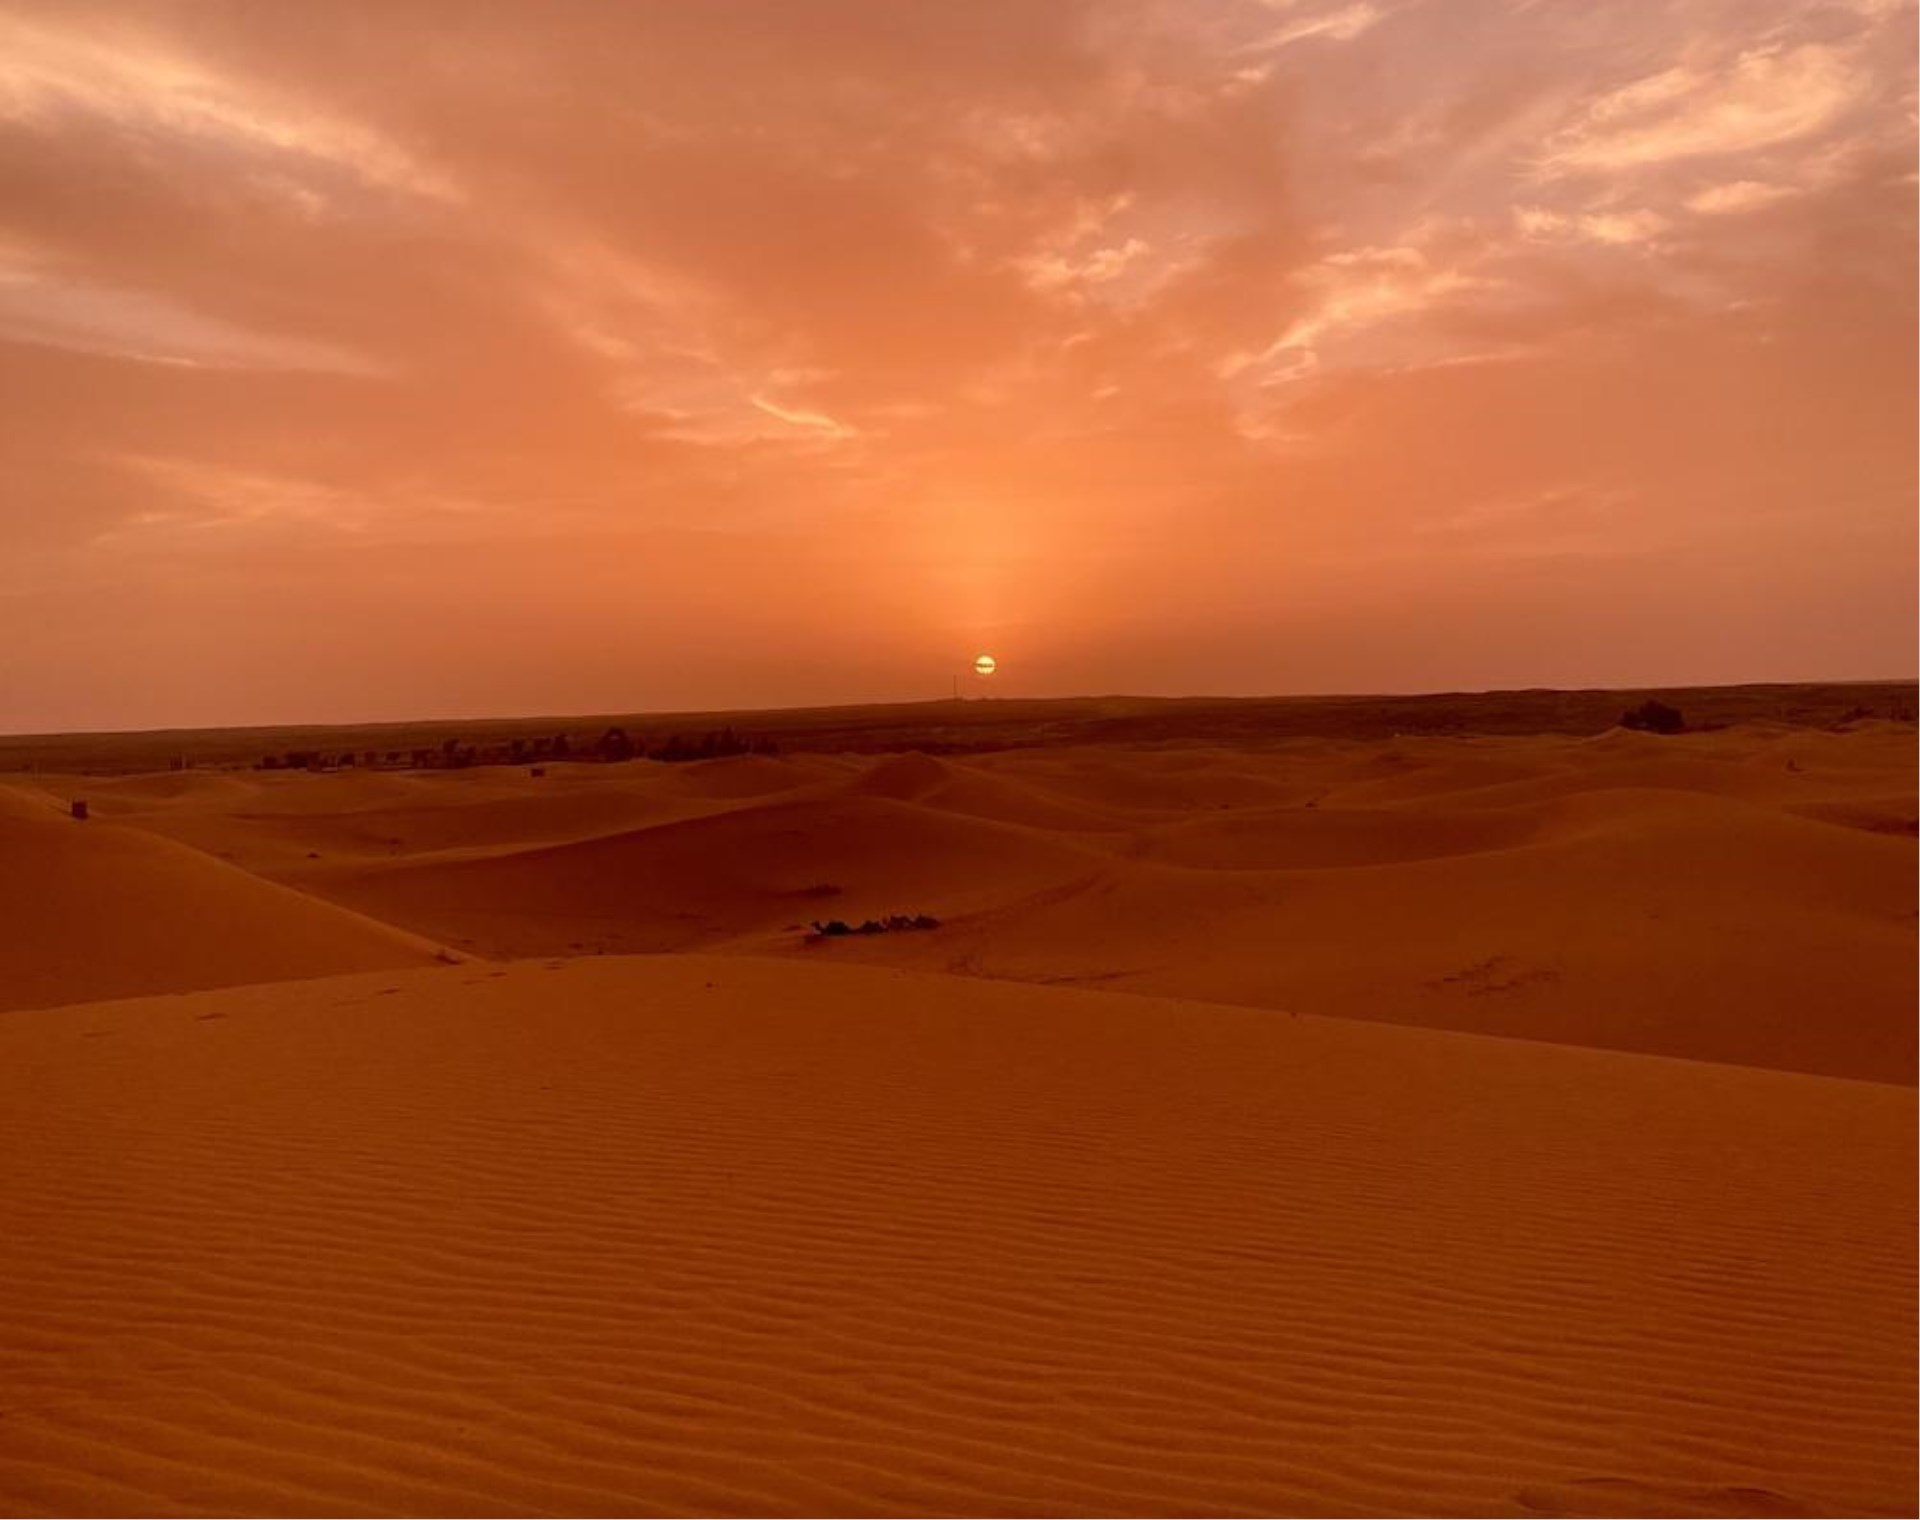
[69,800,88,822]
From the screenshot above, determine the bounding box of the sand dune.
[79,726,1908,1081]
[1785,794,1918,837]
[305,793,1107,959]
[976,746,1325,813]
[0,781,447,1012]
[66,760,836,872]
[0,956,1910,1517]
[1126,799,1543,869]
[2,719,1911,1515]
[849,751,1133,832]
[846,781,1915,1080]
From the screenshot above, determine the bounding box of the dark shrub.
[808,914,940,941]
[1620,699,1686,735]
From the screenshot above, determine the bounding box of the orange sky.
[1,0,1914,731]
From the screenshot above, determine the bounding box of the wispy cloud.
[1540,45,1860,176]
[0,12,459,203]
[1515,206,1669,246]
[1242,1,1383,53]
[1685,179,1798,215]
[0,0,1909,725]
[1225,243,1497,382]
[99,459,382,541]
[96,457,508,547]
[749,395,858,440]
[0,263,384,373]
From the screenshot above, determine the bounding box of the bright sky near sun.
[0,0,1913,730]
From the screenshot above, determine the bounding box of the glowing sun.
[974,653,997,677]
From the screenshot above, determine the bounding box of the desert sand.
[0,712,1913,1515]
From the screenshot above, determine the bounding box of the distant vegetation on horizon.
[1,680,1912,776]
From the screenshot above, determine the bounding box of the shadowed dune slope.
[0,956,1910,1517]
[0,784,447,1011]
[303,794,1105,958]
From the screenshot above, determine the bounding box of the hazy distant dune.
[831,776,1914,1082]
[979,746,1328,811]
[74,723,1904,1081]
[68,761,827,872]
[849,750,1137,832]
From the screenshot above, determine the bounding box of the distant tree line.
[257,726,777,772]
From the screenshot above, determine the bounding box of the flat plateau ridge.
[0,718,1913,1516]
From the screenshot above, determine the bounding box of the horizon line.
[3,673,1915,744]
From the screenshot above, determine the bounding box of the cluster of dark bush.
[595,726,778,764]
[809,914,941,939]
[1619,699,1687,735]
[261,735,575,771]
[1833,702,1915,726]
[257,726,777,772]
